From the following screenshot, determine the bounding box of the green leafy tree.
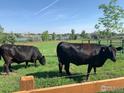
[0,25,16,44]
[90,32,99,40]
[70,29,77,40]
[41,31,49,41]
[95,0,124,38]
[52,32,56,40]
[0,25,4,33]
[0,25,6,43]
[6,32,16,44]
[80,30,89,39]
[80,30,85,38]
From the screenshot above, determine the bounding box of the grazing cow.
[57,42,122,80]
[0,44,46,74]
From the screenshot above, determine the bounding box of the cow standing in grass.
[0,44,46,74]
[57,42,122,80]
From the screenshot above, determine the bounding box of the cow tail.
[0,47,2,60]
[57,42,63,63]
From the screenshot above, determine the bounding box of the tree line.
[0,25,123,44]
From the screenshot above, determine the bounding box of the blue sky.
[0,0,124,34]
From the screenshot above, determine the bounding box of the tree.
[6,32,16,44]
[41,31,49,41]
[80,30,88,39]
[52,32,56,40]
[70,29,77,40]
[90,32,99,40]
[56,34,61,40]
[95,0,124,36]
[0,25,4,33]
[95,31,108,39]
[0,25,6,43]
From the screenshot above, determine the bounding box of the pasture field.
[0,40,124,93]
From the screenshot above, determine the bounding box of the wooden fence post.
[98,40,101,45]
[88,40,90,44]
[122,39,124,53]
[20,76,35,91]
[110,40,112,45]
[82,40,83,44]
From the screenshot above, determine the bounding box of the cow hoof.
[94,73,97,75]
[59,72,63,75]
[1,72,8,75]
[11,70,17,73]
[84,77,89,81]
[35,65,38,67]
[59,71,62,74]
[84,79,89,82]
[85,77,89,81]
[10,70,13,72]
[67,73,71,76]
[59,71,62,73]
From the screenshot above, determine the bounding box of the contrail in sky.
[34,0,59,15]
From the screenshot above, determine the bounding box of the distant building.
[15,33,42,42]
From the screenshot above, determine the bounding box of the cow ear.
[116,47,123,51]
[42,56,45,58]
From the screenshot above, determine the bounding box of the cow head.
[100,46,116,62]
[108,45,123,62]
[39,55,46,65]
[101,45,123,62]
[107,46,116,62]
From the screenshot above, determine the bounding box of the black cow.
[0,44,46,74]
[57,42,122,80]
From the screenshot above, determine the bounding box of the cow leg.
[34,61,37,67]
[86,65,92,80]
[65,63,71,75]
[9,64,13,72]
[3,64,6,72]
[93,67,96,75]
[2,56,11,74]
[59,63,63,73]
[25,62,28,68]
[3,63,10,74]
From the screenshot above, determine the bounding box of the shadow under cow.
[26,71,86,83]
[0,63,36,74]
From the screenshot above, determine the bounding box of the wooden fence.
[82,39,124,53]
[14,76,124,93]
[82,39,124,47]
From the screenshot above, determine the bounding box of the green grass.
[99,89,124,93]
[0,40,124,93]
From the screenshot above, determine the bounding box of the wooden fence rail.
[82,39,124,47]
[82,39,124,53]
[14,76,124,93]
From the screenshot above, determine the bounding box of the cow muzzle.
[40,56,46,65]
[112,58,116,62]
